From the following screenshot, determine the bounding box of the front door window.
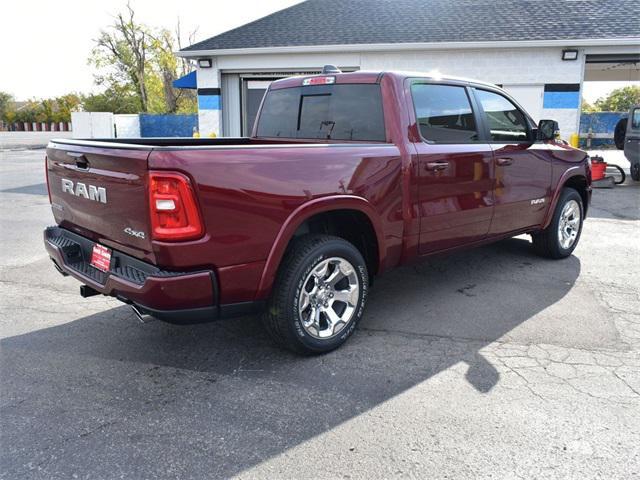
[475,89,529,142]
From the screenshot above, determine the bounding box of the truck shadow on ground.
[1,238,581,478]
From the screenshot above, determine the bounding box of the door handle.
[496,157,513,166]
[67,152,89,169]
[426,161,449,171]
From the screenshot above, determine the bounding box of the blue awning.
[173,71,197,89]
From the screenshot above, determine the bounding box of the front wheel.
[531,188,584,259]
[262,235,368,355]
[631,163,640,182]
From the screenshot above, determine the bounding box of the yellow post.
[569,133,579,148]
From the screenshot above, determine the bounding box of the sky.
[1,1,637,102]
[582,81,640,104]
[1,0,304,100]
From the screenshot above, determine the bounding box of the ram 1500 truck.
[44,69,591,354]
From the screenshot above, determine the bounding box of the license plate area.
[90,244,112,272]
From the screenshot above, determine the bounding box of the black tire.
[531,188,584,259]
[262,234,369,355]
[614,118,627,150]
[631,163,640,182]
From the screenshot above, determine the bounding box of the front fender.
[254,195,386,300]
[542,166,589,229]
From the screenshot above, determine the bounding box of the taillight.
[149,171,204,241]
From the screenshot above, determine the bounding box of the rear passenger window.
[475,89,529,142]
[411,84,479,143]
[256,84,386,141]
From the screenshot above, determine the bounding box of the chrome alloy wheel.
[298,257,360,339]
[557,199,581,249]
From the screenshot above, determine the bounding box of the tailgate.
[46,141,153,254]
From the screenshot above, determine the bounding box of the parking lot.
[1,147,639,479]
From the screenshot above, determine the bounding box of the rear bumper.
[44,226,263,323]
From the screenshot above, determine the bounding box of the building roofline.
[176,37,640,58]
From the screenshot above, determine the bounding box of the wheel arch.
[254,196,386,300]
[543,168,590,229]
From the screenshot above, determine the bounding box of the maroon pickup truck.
[44,69,591,354]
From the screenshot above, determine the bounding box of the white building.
[176,0,640,140]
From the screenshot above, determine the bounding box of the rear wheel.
[262,234,368,354]
[631,163,640,182]
[532,188,584,259]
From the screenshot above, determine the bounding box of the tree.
[150,22,197,113]
[89,4,197,114]
[91,2,150,112]
[55,94,83,122]
[594,85,640,112]
[82,86,140,114]
[580,99,597,113]
[0,91,15,123]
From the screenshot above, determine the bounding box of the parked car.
[44,68,591,354]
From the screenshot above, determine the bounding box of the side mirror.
[537,119,560,141]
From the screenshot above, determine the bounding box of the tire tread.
[262,234,362,354]
[532,187,583,259]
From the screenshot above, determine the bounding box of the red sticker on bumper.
[90,244,112,272]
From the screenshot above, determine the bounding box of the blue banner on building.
[197,88,222,111]
[543,84,580,109]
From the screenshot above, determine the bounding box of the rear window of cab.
[256,84,386,142]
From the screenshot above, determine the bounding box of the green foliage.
[593,86,640,112]
[580,99,597,113]
[55,94,83,122]
[88,3,197,114]
[14,101,40,123]
[90,3,151,112]
[0,91,15,123]
[2,94,82,125]
[82,86,140,114]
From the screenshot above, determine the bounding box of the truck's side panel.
[416,143,495,253]
[148,144,404,302]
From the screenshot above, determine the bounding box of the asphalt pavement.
[1,147,639,479]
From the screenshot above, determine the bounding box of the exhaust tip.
[131,305,154,324]
[51,259,68,277]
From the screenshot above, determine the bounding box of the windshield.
[255,84,386,142]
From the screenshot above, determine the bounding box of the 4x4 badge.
[124,227,145,239]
